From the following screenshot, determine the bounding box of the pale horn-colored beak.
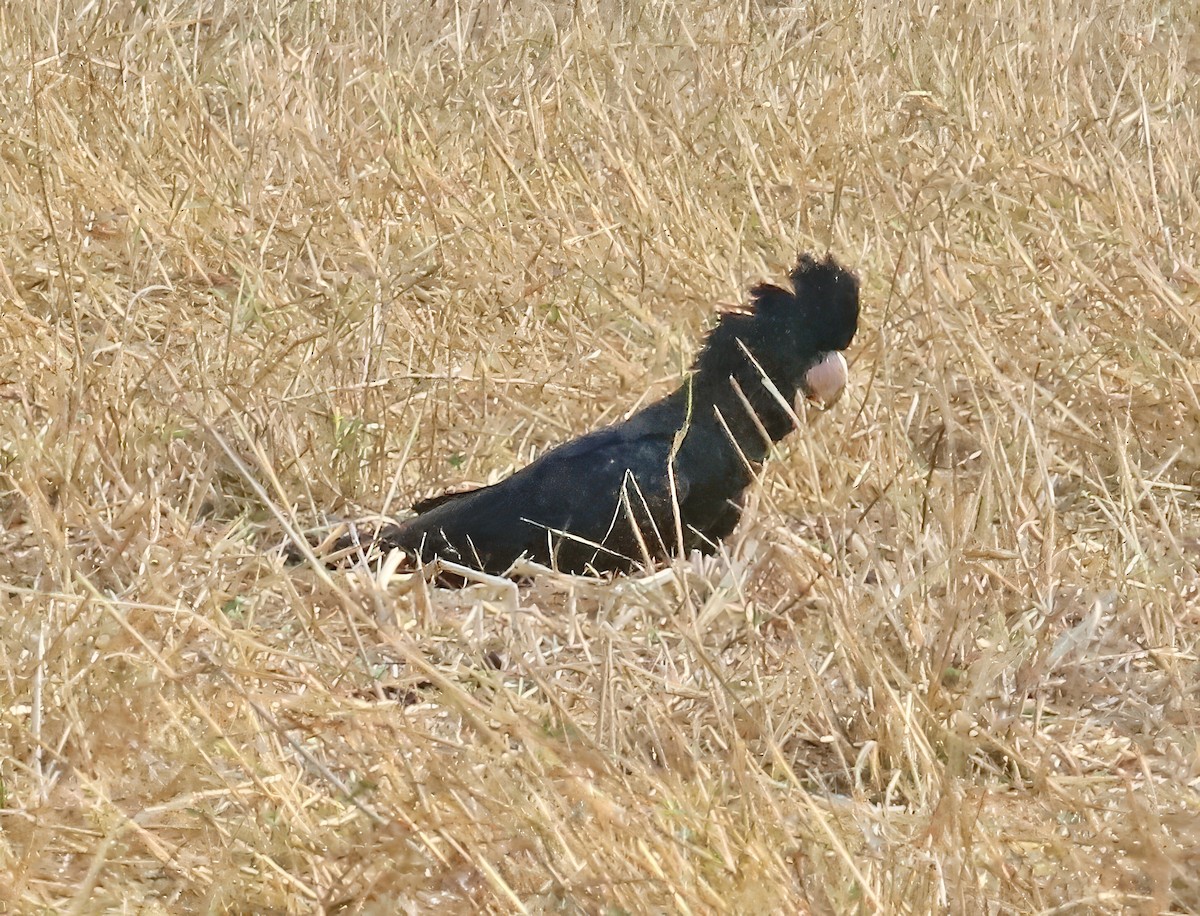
[800,351,849,409]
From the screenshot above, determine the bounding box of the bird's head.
[691,253,860,440]
[744,253,860,409]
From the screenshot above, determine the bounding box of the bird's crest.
[692,253,859,381]
[749,253,860,352]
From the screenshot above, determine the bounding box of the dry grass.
[2,0,1199,912]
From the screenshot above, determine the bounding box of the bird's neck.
[675,369,796,465]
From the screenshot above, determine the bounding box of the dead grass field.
[2,0,1199,912]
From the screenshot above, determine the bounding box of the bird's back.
[380,397,688,574]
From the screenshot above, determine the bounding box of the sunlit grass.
[1,0,1197,911]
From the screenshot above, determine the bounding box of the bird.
[316,253,859,578]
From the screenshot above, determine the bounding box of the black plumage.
[330,253,859,577]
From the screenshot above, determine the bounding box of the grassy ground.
[2,1,1198,912]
